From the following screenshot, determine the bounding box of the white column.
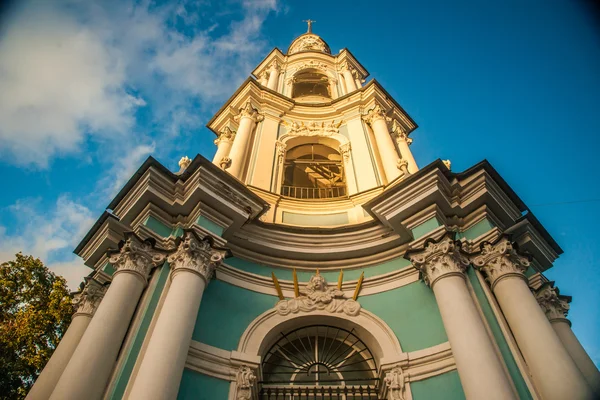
[472,239,594,400]
[340,62,357,92]
[212,127,236,169]
[259,71,269,86]
[408,236,516,400]
[128,232,224,400]
[536,284,600,396]
[50,234,167,400]
[392,121,418,174]
[362,104,401,183]
[27,279,107,400]
[228,102,263,179]
[339,143,358,195]
[273,140,286,194]
[266,61,280,91]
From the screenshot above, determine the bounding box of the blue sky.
[0,0,598,366]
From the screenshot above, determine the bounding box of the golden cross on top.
[303,19,316,33]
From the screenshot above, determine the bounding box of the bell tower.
[207,25,419,226]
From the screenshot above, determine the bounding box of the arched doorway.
[258,325,378,398]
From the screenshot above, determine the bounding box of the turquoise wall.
[193,280,277,350]
[360,282,447,352]
[108,263,171,399]
[467,268,533,399]
[457,218,495,240]
[412,217,440,239]
[226,256,412,281]
[178,369,230,400]
[411,370,465,400]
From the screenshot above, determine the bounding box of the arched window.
[281,143,346,199]
[292,70,331,100]
[259,325,378,398]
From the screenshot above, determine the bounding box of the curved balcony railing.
[280,185,347,200]
[258,385,378,399]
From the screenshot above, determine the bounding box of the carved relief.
[408,236,470,287]
[384,367,406,400]
[275,141,286,164]
[397,159,409,175]
[392,120,412,145]
[471,238,531,289]
[289,34,328,54]
[108,233,169,284]
[339,143,351,161]
[294,60,328,73]
[235,365,256,400]
[275,273,361,316]
[167,231,224,282]
[219,157,232,170]
[72,279,107,317]
[281,119,343,137]
[535,284,571,322]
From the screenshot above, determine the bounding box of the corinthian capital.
[384,366,406,400]
[214,127,236,145]
[108,233,169,285]
[339,142,351,161]
[407,236,469,288]
[362,104,391,125]
[167,231,224,283]
[535,283,571,323]
[234,101,264,123]
[72,278,108,317]
[471,238,531,289]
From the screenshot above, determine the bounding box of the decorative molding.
[275,272,361,316]
[234,102,264,123]
[339,142,352,161]
[107,232,169,285]
[167,230,225,283]
[289,34,328,54]
[235,365,256,400]
[185,341,261,381]
[293,60,329,74]
[281,119,343,137]
[72,278,108,317]
[275,141,286,165]
[471,238,531,289]
[407,235,469,288]
[535,283,571,324]
[383,366,407,400]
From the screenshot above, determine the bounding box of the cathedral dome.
[287,33,331,55]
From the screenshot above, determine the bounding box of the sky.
[0,0,598,366]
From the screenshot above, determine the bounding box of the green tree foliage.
[0,253,73,399]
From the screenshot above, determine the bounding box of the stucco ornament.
[397,159,409,175]
[535,284,571,323]
[275,141,286,164]
[384,366,406,400]
[471,238,531,289]
[108,233,169,285]
[282,119,343,137]
[72,279,107,317]
[289,34,328,54]
[408,236,469,288]
[167,231,224,283]
[339,143,352,161]
[276,273,361,316]
[235,365,256,400]
[178,156,191,171]
[362,104,392,125]
[214,127,236,146]
[234,101,264,123]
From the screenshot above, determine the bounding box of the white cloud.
[0,3,143,167]
[0,196,96,290]
[104,143,156,198]
[0,0,279,169]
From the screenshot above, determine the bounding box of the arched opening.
[291,69,331,100]
[259,325,378,398]
[281,143,346,199]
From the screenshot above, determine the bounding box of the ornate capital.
[397,159,409,174]
[408,236,469,288]
[362,104,391,125]
[234,102,264,123]
[235,365,256,400]
[214,127,236,145]
[471,238,531,289]
[108,233,168,285]
[384,366,406,400]
[339,142,351,161]
[392,120,410,142]
[72,278,107,317]
[535,284,571,323]
[167,231,224,283]
[268,60,281,72]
